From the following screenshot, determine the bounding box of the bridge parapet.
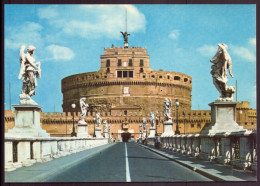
[5,137,108,172]
[145,130,257,171]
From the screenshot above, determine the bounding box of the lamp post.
[71,103,76,137]
[93,117,96,137]
[175,99,180,135]
[145,119,148,139]
[155,116,160,137]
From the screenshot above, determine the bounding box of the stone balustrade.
[147,130,256,171]
[5,137,108,172]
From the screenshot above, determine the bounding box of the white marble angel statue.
[78,97,88,124]
[19,45,41,97]
[163,98,172,121]
[103,120,108,133]
[95,112,102,128]
[149,112,158,128]
[210,43,235,100]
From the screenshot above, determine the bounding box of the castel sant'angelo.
[4,31,256,140]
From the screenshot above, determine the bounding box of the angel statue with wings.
[19,45,41,97]
[210,43,235,100]
[149,112,158,128]
[95,112,102,128]
[78,97,88,124]
[163,98,172,121]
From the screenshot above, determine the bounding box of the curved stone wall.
[62,70,192,115]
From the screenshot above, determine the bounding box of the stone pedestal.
[142,130,147,139]
[201,101,246,135]
[95,127,103,138]
[148,127,156,138]
[77,123,90,138]
[6,105,49,137]
[161,120,175,137]
[104,131,109,138]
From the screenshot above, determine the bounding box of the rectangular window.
[118,59,122,66]
[106,68,110,73]
[129,59,133,66]
[117,71,122,78]
[106,59,110,67]
[140,68,144,73]
[123,71,128,78]
[129,71,133,78]
[140,59,144,66]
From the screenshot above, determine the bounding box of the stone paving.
[140,144,257,181]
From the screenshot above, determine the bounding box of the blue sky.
[4,4,256,113]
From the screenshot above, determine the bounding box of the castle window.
[117,71,122,78]
[167,75,170,80]
[245,122,247,125]
[190,80,192,84]
[124,110,127,116]
[174,76,180,80]
[96,75,99,79]
[118,59,122,66]
[106,59,110,67]
[143,75,146,78]
[129,59,133,66]
[140,68,144,73]
[115,52,118,55]
[151,75,155,78]
[129,71,133,78]
[251,122,254,125]
[104,75,107,78]
[123,71,128,78]
[184,78,188,82]
[140,59,144,66]
[117,71,133,78]
[191,124,194,128]
[197,124,201,128]
[106,68,110,73]
[159,76,162,79]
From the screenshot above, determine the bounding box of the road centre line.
[125,143,131,182]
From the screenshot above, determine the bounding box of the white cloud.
[45,45,74,61]
[169,30,180,40]
[249,38,256,46]
[5,22,44,50]
[38,5,146,39]
[197,45,217,57]
[230,45,256,62]
[38,6,58,19]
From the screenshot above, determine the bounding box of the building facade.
[4,38,257,140]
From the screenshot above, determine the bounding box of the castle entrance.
[121,132,131,142]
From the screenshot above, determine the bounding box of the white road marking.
[125,143,131,182]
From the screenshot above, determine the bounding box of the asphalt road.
[45,142,212,182]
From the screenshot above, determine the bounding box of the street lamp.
[155,115,160,137]
[93,117,96,137]
[71,103,77,137]
[175,99,180,135]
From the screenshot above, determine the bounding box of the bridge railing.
[5,137,108,172]
[146,131,257,171]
